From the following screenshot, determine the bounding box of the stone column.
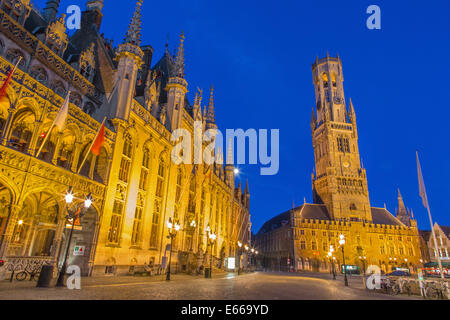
[0,109,15,146]
[27,120,42,155]
[51,132,64,165]
[71,141,83,172]
[0,205,21,258]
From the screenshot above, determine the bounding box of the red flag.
[0,60,20,100]
[91,122,105,156]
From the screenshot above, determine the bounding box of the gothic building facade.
[255,55,422,274]
[0,0,251,277]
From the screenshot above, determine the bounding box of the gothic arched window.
[322,73,329,88]
[70,93,82,107]
[30,66,48,85]
[5,49,26,70]
[52,81,66,97]
[118,134,132,182]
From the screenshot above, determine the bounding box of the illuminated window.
[300,240,306,250]
[108,200,123,244]
[131,206,143,245]
[118,134,132,182]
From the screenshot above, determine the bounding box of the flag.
[54,91,70,131]
[35,91,71,158]
[0,58,21,101]
[91,121,105,156]
[416,151,429,208]
[77,117,106,173]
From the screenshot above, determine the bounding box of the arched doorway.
[9,191,60,257]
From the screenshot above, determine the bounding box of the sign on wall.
[73,245,85,256]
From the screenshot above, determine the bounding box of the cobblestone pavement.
[0,272,422,300]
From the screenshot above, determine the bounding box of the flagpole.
[35,123,55,158]
[35,91,71,158]
[416,151,445,281]
[77,117,106,174]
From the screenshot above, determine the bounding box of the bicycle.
[15,263,42,282]
[425,282,445,300]
[381,278,401,295]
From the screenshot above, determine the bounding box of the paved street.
[0,272,422,300]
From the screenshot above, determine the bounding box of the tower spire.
[124,0,144,46]
[206,84,215,124]
[173,31,185,78]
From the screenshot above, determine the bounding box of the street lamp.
[339,234,348,287]
[207,227,216,278]
[237,241,243,275]
[244,244,249,272]
[166,217,181,281]
[56,188,92,287]
[328,245,336,280]
[359,256,367,289]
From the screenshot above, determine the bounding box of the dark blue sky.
[35,0,450,232]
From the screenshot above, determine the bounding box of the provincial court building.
[0,0,251,277]
[255,55,423,274]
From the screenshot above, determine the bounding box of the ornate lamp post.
[251,248,255,271]
[339,234,348,287]
[244,244,249,272]
[328,245,336,280]
[56,188,92,287]
[206,225,216,278]
[359,255,367,289]
[166,217,181,281]
[255,250,259,270]
[188,219,196,251]
[237,241,242,275]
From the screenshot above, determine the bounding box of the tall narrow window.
[118,134,132,182]
[131,206,143,246]
[108,200,124,244]
[139,147,150,190]
[150,157,165,248]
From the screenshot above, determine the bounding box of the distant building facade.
[255,56,422,274]
[419,223,450,264]
[0,0,251,277]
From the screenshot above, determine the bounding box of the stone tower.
[112,0,144,121]
[310,55,372,222]
[165,32,188,131]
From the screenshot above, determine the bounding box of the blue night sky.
[35,0,450,232]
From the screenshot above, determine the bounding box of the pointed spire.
[173,31,185,78]
[311,108,316,130]
[124,0,144,47]
[206,84,215,124]
[244,179,249,194]
[397,189,407,215]
[348,98,356,122]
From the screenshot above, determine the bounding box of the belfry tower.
[310,55,372,222]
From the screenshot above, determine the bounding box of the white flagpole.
[77,117,106,174]
[417,151,445,281]
[35,91,71,158]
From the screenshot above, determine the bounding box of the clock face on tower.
[343,161,350,168]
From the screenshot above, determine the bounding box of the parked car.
[386,270,410,277]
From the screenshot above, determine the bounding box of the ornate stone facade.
[255,56,422,274]
[0,0,251,278]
